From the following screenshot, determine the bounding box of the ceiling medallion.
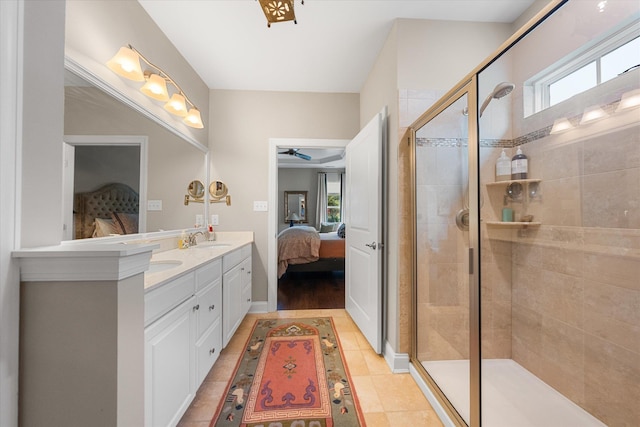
[258,0,304,27]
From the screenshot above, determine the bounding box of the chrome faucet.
[188,231,204,246]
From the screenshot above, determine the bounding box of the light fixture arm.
[129,44,197,110]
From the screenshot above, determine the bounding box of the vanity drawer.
[222,249,242,272]
[195,259,221,292]
[195,318,222,385]
[145,272,195,326]
[195,278,221,337]
[241,244,251,260]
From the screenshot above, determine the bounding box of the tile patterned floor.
[178,309,444,427]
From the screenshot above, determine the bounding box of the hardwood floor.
[277,271,345,310]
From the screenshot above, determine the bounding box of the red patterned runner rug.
[210,318,366,427]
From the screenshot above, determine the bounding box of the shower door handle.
[365,242,377,250]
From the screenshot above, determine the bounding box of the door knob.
[365,242,377,250]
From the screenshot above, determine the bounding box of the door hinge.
[469,248,474,275]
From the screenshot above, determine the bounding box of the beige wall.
[360,23,400,350]
[21,0,66,248]
[208,90,360,302]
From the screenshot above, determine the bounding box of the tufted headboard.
[74,183,139,239]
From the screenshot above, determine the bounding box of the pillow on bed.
[337,223,345,238]
[93,218,121,238]
[111,212,139,235]
[319,222,338,233]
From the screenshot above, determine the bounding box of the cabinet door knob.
[209,304,215,311]
[209,348,216,355]
[193,304,200,311]
[247,298,251,302]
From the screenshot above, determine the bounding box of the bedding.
[74,182,139,239]
[277,226,346,278]
[277,226,320,278]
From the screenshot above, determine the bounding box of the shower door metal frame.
[410,77,480,427]
[409,2,569,426]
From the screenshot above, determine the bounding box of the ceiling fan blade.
[294,152,312,161]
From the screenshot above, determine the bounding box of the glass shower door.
[414,89,476,425]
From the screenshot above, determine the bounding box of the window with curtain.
[315,172,345,229]
[326,173,342,222]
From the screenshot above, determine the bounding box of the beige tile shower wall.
[415,144,469,361]
[508,124,640,426]
[480,146,515,359]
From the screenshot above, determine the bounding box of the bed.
[277,226,345,278]
[74,182,139,239]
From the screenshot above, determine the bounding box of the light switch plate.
[147,200,162,211]
[253,201,268,211]
[211,214,219,225]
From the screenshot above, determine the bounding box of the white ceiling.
[138,0,536,94]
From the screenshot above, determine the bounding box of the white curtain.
[315,172,327,229]
[340,172,346,223]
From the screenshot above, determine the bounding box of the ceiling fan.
[279,148,312,161]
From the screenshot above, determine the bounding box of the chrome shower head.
[479,82,515,117]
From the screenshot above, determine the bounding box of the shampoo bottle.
[495,149,511,182]
[511,147,528,180]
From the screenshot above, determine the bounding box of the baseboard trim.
[383,341,410,373]
[249,301,269,313]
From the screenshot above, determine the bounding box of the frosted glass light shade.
[164,93,188,117]
[550,117,574,134]
[615,88,640,112]
[140,74,169,101]
[106,47,144,81]
[579,105,608,124]
[183,108,204,129]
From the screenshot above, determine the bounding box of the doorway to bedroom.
[275,146,347,310]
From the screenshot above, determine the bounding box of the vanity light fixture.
[615,88,640,112]
[579,105,608,124]
[550,117,574,134]
[258,0,303,27]
[107,45,204,129]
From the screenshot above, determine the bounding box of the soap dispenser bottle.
[511,147,528,180]
[179,230,188,249]
[495,149,511,182]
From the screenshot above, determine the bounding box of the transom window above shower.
[523,19,639,117]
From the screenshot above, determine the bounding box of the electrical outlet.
[211,214,219,225]
[147,200,162,211]
[253,201,268,211]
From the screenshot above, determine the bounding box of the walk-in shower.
[410,1,640,426]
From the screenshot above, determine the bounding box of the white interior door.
[345,108,385,354]
[62,143,76,240]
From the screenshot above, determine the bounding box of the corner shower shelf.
[485,221,541,228]
[486,178,541,187]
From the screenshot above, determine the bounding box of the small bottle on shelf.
[495,149,511,182]
[511,147,528,180]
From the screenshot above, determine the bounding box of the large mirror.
[284,191,308,224]
[63,68,207,239]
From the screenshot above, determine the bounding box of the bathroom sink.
[192,242,232,249]
[147,260,183,274]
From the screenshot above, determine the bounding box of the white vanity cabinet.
[144,259,222,427]
[194,260,222,385]
[222,244,252,347]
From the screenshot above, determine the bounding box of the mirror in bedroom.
[63,69,207,240]
[284,191,308,224]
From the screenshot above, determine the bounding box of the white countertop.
[144,233,253,290]
[12,231,253,284]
